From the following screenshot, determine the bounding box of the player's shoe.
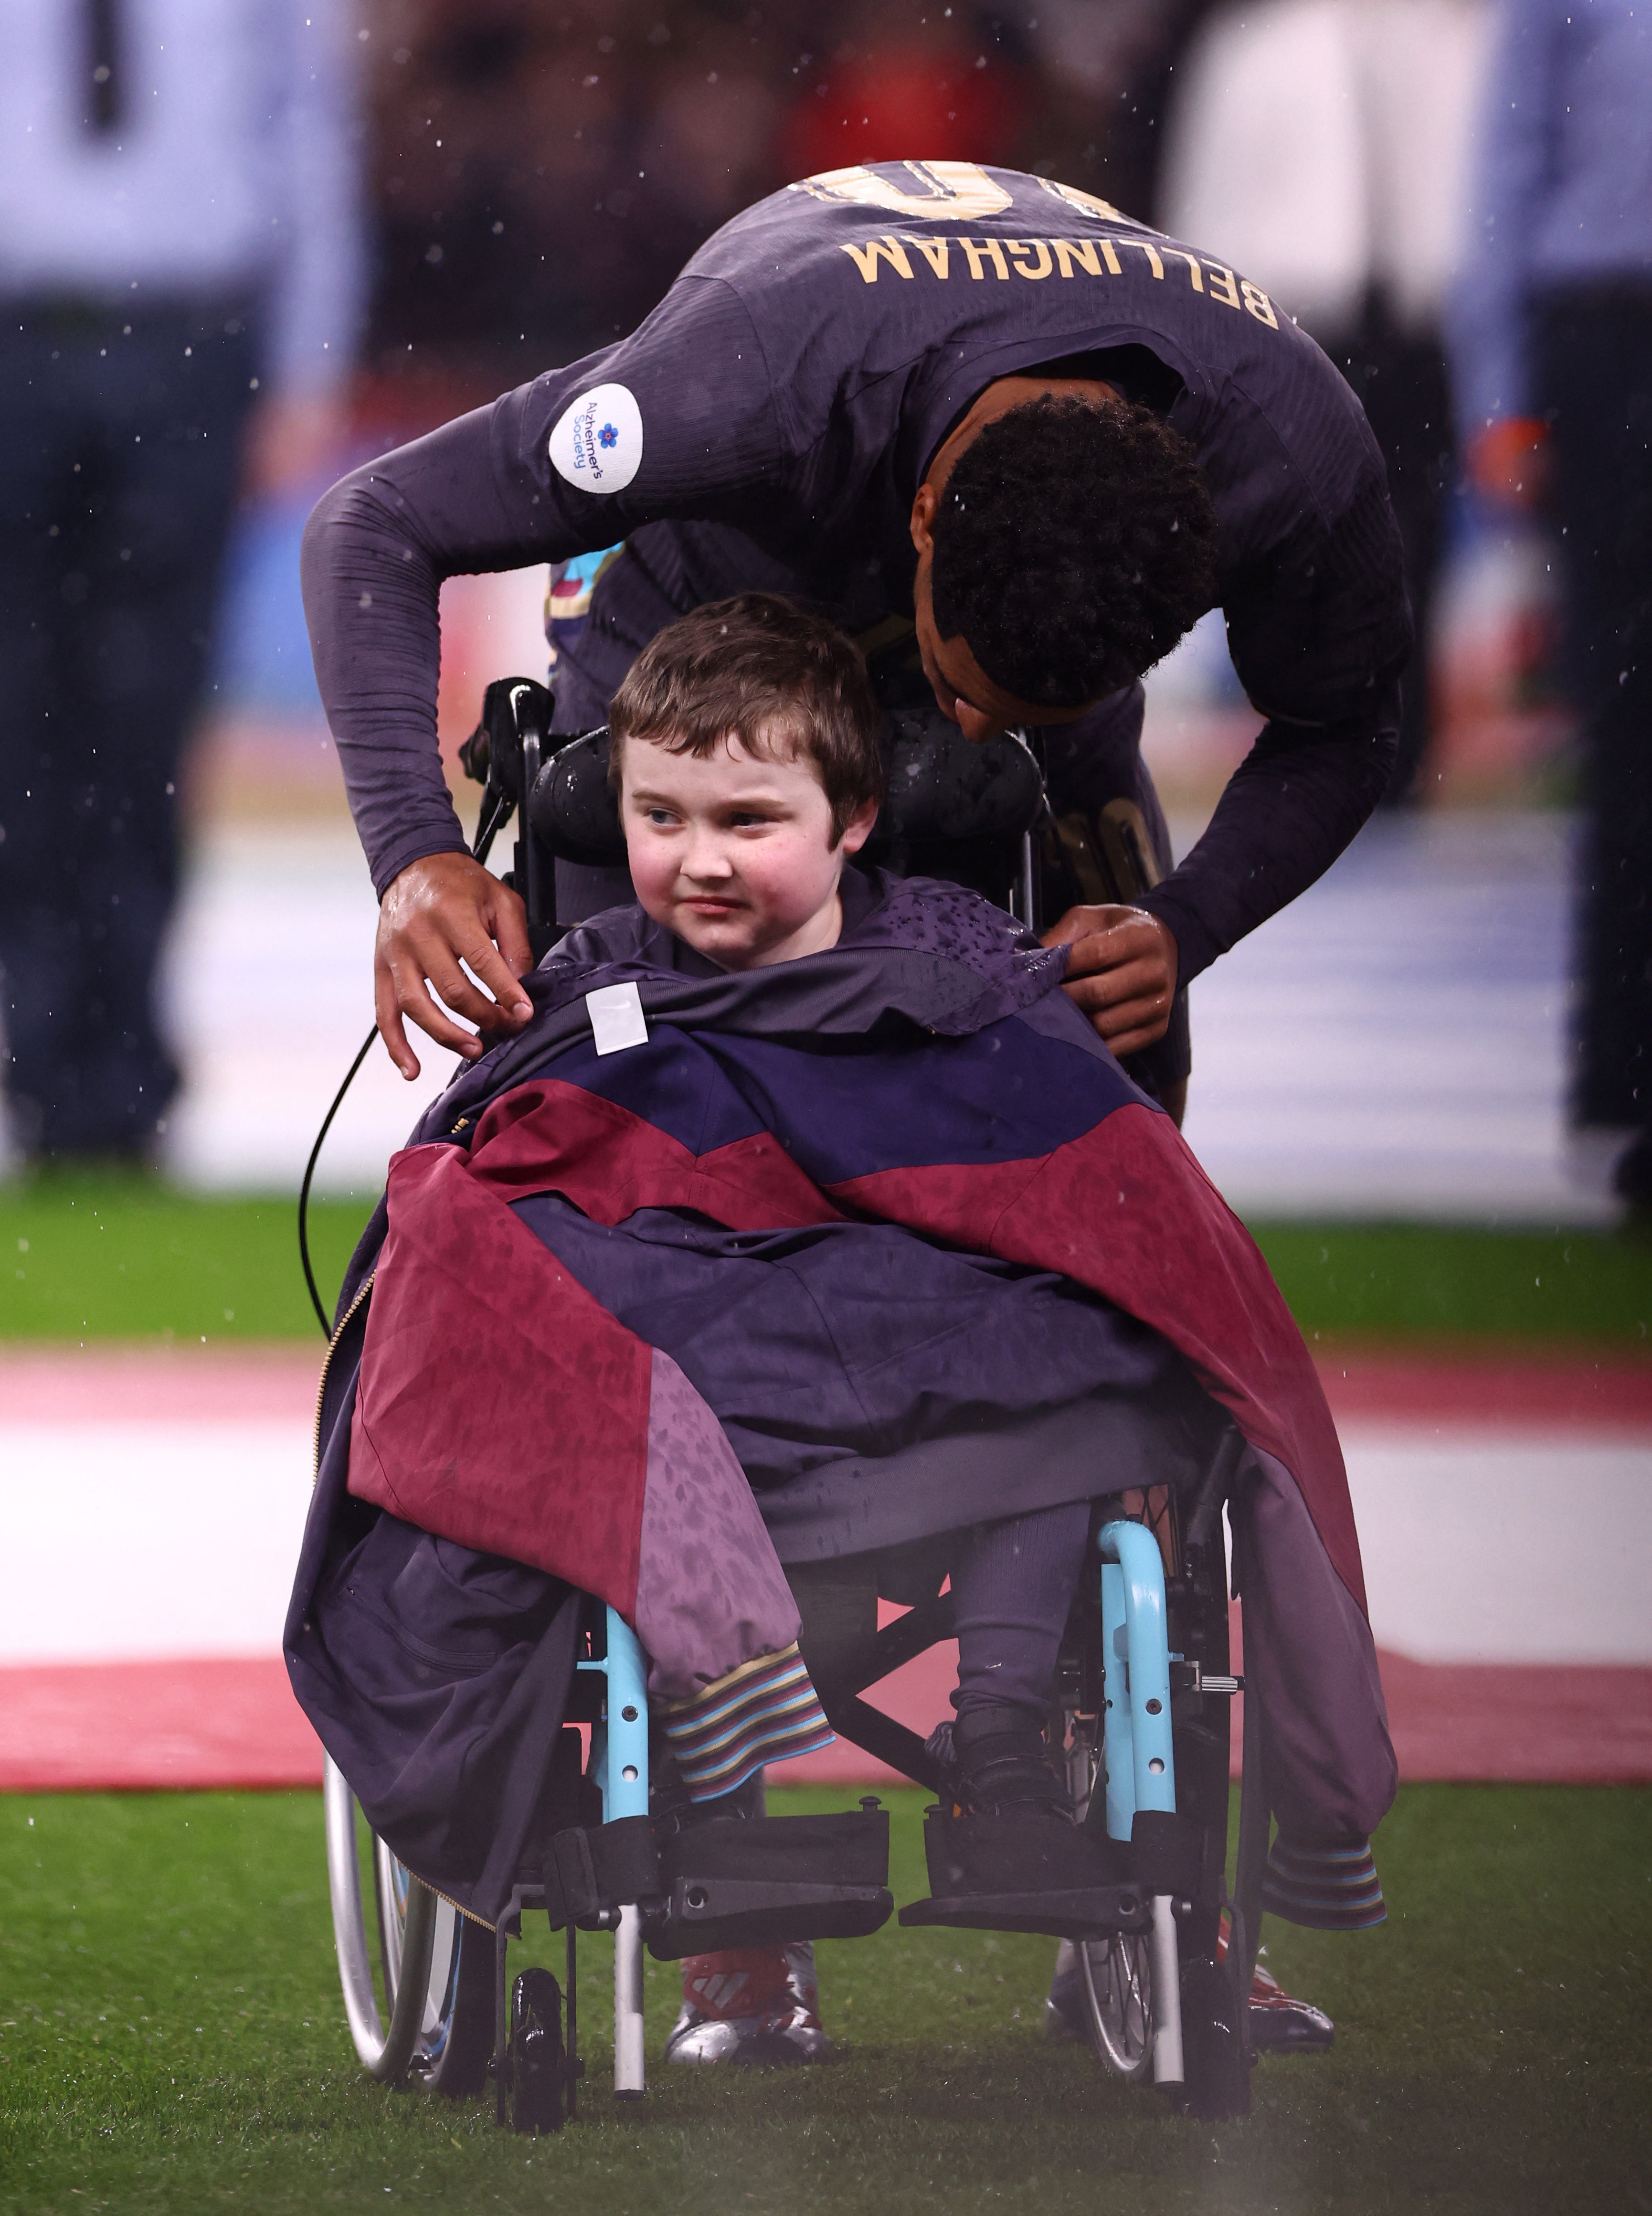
[1218,1924,1335,2051]
[1043,1928,1335,2051]
[663,1941,834,2066]
[1043,1936,1091,2042]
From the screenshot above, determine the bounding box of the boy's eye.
[644,807,678,826]
[728,811,772,829]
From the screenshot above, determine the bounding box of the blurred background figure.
[1447,0,1652,1207]
[361,0,1038,407]
[0,0,364,1164]
[1159,0,1492,801]
[0,0,1613,1227]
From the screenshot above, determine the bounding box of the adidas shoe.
[663,1941,834,2066]
[1217,1917,1334,2051]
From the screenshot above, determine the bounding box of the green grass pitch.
[1,1783,1646,2215]
[2,1171,1649,1346]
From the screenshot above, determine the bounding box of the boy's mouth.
[681,895,743,916]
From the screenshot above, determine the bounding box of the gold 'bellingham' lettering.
[959,237,1010,280]
[904,236,951,278]
[1006,238,1052,279]
[839,235,913,283]
[1205,263,1242,310]
[1051,237,1122,277]
[834,215,1282,336]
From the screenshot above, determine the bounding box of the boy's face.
[620,727,877,970]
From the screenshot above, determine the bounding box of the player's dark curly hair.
[929,395,1218,707]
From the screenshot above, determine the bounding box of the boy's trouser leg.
[950,1498,1093,1729]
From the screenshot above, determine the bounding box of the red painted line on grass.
[3,1345,1646,1428]
[0,1657,322,1792]
[0,1347,321,1423]
[1314,1349,1652,1431]
[4,1638,1647,1794]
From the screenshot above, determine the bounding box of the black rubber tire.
[1078,1931,1155,2079]
[375,1847,495,2099]
[417,1909,495,2099]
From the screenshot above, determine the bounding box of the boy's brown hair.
[607,592,884,843]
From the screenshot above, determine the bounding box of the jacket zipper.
[311,1269,375,1481]
[423,1878,494,1932]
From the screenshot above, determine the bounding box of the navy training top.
[302,160,1410,972]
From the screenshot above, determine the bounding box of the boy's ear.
[837,793,881,856]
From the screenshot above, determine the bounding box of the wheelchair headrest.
[523,712,1048,871]
[527,728,628,865]
[870,712,1046,849]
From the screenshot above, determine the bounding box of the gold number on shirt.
[793,160,1014,221]
[1035,178,1127,223]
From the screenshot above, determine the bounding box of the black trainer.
[900,1709,1148,1940]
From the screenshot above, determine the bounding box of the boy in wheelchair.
[289,593,1394,2090]
[592,596,1154,1887]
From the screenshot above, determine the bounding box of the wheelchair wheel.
[1078,1933,1155,2079]
[324,1755,493,2096]
[1059,1722,1157,2077]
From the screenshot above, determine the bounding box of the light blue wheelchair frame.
[579,1609,650,2097]
[329,794,1235,2111]
[1098,1518,1185,2087]
[525,1540,1189,2105]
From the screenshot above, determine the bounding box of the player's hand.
[1043,903,1178,1057]
[374,852,535,1080]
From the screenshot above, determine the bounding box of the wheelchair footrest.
[543,1816,662,1931]
[647,1803,893,1961]
[650,1875,894,1960]
[898,1885,1152,1941]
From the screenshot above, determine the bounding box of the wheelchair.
[321,674,1265,2130]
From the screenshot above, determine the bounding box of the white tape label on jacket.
[586,981,649,1055]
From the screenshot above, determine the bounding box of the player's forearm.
[1136,704,1399,983]
[301,469,462,895]
[300,405,540,897]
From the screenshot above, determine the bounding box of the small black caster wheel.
[508,1967,565,2133]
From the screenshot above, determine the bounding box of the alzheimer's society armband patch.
[587,981,650,1055]
[549,383,643,495]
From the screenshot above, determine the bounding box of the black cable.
[298,1022,379,1337]
[473,787,512,869]
[297,787,516,1337]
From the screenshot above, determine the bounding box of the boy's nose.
[682,830,734,879]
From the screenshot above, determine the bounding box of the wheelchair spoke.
[1080,1933,1155,2079]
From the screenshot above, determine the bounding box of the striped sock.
[662,1644,835,1803]
[1260,1838,1386,1930]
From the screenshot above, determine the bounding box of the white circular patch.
[548,382,643,496]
